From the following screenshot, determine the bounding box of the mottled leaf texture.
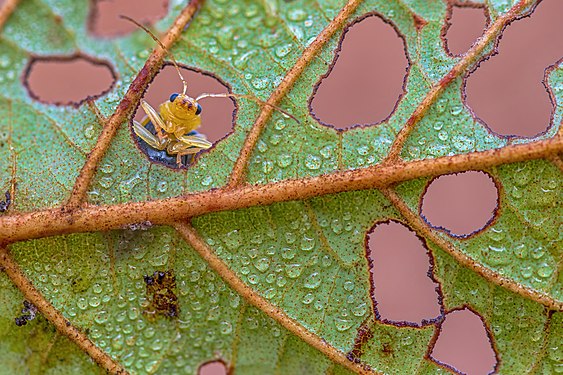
[0,0,561,374]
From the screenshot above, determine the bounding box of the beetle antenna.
[196,93,300,123]
[120,15,188,95]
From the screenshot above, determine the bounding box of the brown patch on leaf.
[143,270,179,319]
[347,322,374,363]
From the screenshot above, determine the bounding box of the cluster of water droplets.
[0,55,18,84]
[481,162,559,289]
[198,201,370,335]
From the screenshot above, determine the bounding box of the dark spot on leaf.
[366,221,443,327]
[88,0,168,38]
[0,191,11,213]
[310,13,409,130]
[381,342,393,356]
[464,0,563,137]
[420,171,499,237]
[429,307,498,375]
[14,300,38,327]
[23,54,116,106]
[132,64,236,170]
[443,2,489,56]
[143,270,179,319]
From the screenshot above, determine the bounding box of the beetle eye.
[169,93,179,102]
[195,103,202,115]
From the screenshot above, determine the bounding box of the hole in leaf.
[421,171,498,237]
[198,360,228,375]
[24,55,116,106]
[132,64,236,169]
[88,0,168,38]
[310,14,409,130]
[443,2,488,56]
[366,221,443,326]
[430,308,498,375]
[464,0,563,137]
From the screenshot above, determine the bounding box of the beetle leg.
[168,134,212,166]
[177,134,212,150]
[140,100,171,139]
[133,120,167,150]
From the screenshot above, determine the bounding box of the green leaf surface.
[0,0,561,374]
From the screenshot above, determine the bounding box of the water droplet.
[220,321,233,335]
[225,230,242,250]
[343,281,355,291]
[305,154,322,170]
[537,263,553,278]
[138,50,149,59]
[285,264,303,278]
[0,56,10,68]
[288,9,307,21]
[281,247,295,260]
[201,175,213,186]
[300,236,315,251]
[453,135,474,151]
[285,232,297,244]
[531,246,545,260]
[357,145,369,156]
[401,335,414,346]
[438,131,449,141]
[94,310,108,324]
[77,298,88,310]
[274,47,294,65]
[450,105,463,116]
[304,272,321,289]
[484,245,511,266]
[100,163,114,174]
[331,219,343,234]
[334,317,353,331]
[520,265,533,278]
[263,288,276,299]
[274,118,287,130]
[277,153,293,168]
[320,145,333,158]
[353,303,367,317]
[85,125,96,139]
[436,98,448,113]
[157,180,168,192]
[254,257,270,272]
[262,160,274,173]
[252,77,270,90]
[302,293,314,304]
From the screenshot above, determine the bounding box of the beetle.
[123,16,298,166]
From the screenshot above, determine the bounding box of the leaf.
[0,0,561,374]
